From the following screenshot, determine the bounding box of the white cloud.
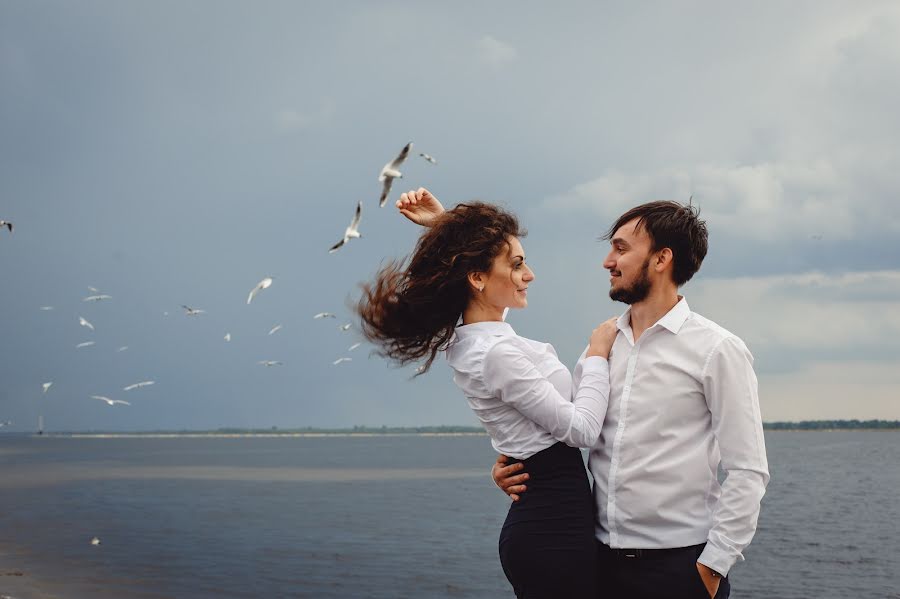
[659,270,900,420]
[531,7,900,248]
[477,35,517,69]
[539,159,898,242]
[688,270,900,355]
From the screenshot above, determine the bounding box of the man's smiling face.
[603,218,655,305]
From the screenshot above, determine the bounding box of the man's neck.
[628,287,681,342]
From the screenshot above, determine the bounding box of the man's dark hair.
[603,200,708,286]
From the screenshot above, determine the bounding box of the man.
[493,200,769,598]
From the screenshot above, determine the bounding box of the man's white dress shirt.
[447,320,610,460]
[574,297,769,576]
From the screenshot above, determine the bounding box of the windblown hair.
[603,200,708,286]
[357,202,525,374]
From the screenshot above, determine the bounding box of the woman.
[357,188,617,599]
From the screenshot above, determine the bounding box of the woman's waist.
[477,408,570,457]
[504,452,594,522]
[485,421,586,459]
[507,442,589,476]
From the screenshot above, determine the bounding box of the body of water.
[1,432,898,598]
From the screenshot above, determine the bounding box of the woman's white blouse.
[446,320,610,460]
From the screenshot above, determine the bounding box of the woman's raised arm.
[396,187,445,227]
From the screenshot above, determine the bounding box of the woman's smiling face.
[479,236,535,310]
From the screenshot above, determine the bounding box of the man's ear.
[654,248,674,273]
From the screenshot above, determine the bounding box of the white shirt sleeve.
[698,336,770,576]
[482,338,610,449]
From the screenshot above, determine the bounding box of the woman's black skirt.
[498,442,599,599]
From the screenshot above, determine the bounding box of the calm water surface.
[0,432,898,598]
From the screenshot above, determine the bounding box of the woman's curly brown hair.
[357,202,525,374]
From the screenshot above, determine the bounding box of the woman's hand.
[396,187,445,227]
[586,318,619,359]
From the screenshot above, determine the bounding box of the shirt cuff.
[697,543,736,577]
[580,355,609,374]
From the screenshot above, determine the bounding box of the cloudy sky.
[1,1,898,431]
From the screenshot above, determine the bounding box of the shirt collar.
[616,296,691,336]
[454,320,516,340]
[656,296,691,334]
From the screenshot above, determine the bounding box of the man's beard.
[609,259,652,304]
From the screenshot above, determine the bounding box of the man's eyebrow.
[610,237,630,247]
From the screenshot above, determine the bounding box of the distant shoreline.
[3,420,898,437]
[60,431,491,439]
[762,419,900,431]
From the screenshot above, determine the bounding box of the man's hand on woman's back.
[492,454,530,502]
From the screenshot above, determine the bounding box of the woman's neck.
[462,303,505,325]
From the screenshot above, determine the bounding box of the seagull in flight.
[0,220,12,234]
[348,342,362,351]
[224,333,231,342]
[79,316,95,331]
[338,323,352,331]
[87,286,100,293]
[247,277,274,305]
[378,142,412,207]
[123,380,155,392]
[314,312,335,319]
[258,360,283,367]
[117,345,129,352]
[329,201,362,253]
[332,357,352,366]
[90,395,130,406]
[39,306,54,311]
[268,324,283,336]
[42,382,53,394]
[91,536,102,546]
[76,341,96,349]
[181,305,205,316]
[419,153,437,165]
[83,294,113,302]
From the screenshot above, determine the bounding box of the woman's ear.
[467,272,485,293]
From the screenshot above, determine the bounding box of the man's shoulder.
[684,311,746,348]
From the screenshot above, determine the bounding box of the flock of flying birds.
[0,142,437,421]
[4,281,364,415]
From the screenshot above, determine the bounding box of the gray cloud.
[1,1,898,431]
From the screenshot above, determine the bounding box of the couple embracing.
[357,188,769,599]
